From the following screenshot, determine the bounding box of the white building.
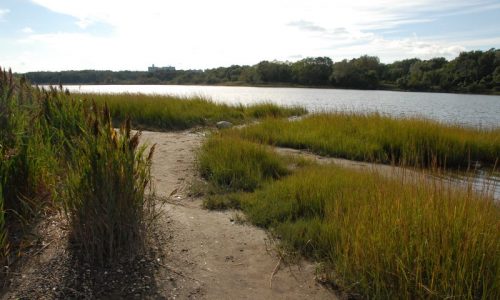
[148,64,175,72]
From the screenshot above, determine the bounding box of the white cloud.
[4,0,497,71]
[22,27,34,34]
[0,8,10,21]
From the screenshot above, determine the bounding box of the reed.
[62,102,155,264]
[76,93,306,130]
[0,68,55,267]
[237,113,500,169]
[1,67,156,267]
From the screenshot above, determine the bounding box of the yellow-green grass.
[235,113,500,169]
[198,134,500,298]
[76,93,307,130]
[242,166,499,299]
[198,133,289,192]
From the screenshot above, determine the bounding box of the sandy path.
[141,130,337,300]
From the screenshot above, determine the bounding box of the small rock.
[216,121,233,129]
[288,115,303,122]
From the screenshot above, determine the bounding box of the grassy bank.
[235,113,500,169]
[77,93,306,130]
[1,70,155,270]
[198,133,500,299]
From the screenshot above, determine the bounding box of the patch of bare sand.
[141,130,337,299]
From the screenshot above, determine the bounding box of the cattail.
[125,117,131,138]
[93,119,99,137]
[147,144,156,162]
[129,131,141,151]
[103,103,111,127]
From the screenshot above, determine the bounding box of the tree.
[292,57,333,85]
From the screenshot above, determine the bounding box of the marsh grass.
[1,68,156,268]
[0,185,6,262]
[237,113,500,169]
[0,69,58,267]
[62,104,155,265]
[78,93,306,130]
[198,133,289,192]
[198,133,500,299]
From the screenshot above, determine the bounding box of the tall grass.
[1,67,156,268]
[198,133,500,298]
[240,166,500,298]
[0,184,6,262]
[237,113,500,169]
[62,104,155,264]
[0,69,57,267]
[77,93,306,130]
[198,133,288,192]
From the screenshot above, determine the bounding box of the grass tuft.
[198,133,288,192]
[236,113,500,169]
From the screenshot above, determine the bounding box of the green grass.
[235,113,500,169]
[77,93,306,130]
[1,70,156,268]
[1,69,57,268]
[198,133,289,192]
[198,133,500,299]
[62,107,155,264]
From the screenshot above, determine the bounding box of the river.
[62,85,500,129]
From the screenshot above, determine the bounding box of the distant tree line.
[22,49,500,94]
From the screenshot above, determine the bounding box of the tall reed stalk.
[62,102,155,265]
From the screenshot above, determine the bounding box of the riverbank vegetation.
[84,93,306,130]
[0,68,156,275]
[24,48,500,94]
[198,132,500,299]
[232,113,500,169]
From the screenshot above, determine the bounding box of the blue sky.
[1,0,499,72]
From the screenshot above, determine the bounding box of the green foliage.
[198,134,288,192]
[291,57,333,85]
[256,61,293,83]
[331,55,381,89]
[80,93,306,131]
[23,49,500,94]
[236,113,500,169]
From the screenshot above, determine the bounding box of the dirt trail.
[141,130,337,299]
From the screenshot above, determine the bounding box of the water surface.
[63,85,500,128]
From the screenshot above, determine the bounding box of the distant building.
[148,64,175,72]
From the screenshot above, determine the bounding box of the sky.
[0,0,499,72]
